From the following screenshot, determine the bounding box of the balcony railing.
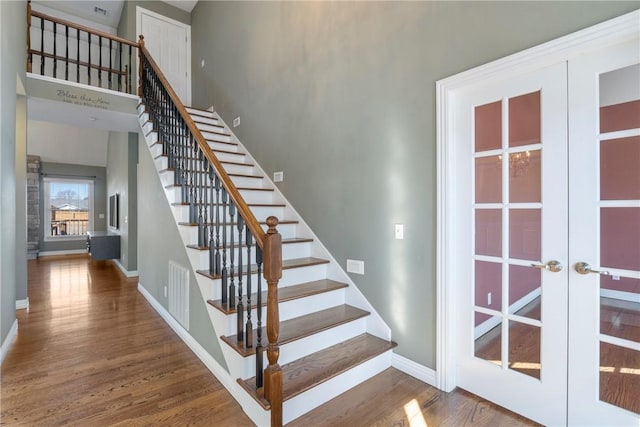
[26,1,138,94]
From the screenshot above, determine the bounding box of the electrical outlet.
[164,286,168,298]
[201,59,205,68]
[346,259,365,275]
[487,292,492,305]
[233,117,241,127]
[273,171,284,182]
[99,213,105,219]
[395,224,404,239]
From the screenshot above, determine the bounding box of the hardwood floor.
[1,255,254,426]
[2,255,538,426]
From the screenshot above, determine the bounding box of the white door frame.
[435,10,640,393]
[136,6,192,105]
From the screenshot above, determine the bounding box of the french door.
[449,22,639,427]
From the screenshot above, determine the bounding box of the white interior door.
[137,7,191,105]
[567,38,640,426]
[447,16,640,427]
[454,62,569,427]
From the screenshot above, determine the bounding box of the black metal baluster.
[53,22,57,77]
[245,226,253,349]
[236,216,244,344]
[128,45,132,94]
[65,25,68,80]
[255,246,263,388]
[87,33,91,85]
[181,122,189,204]
[118,42,122,92]
[202,158,209,251]
[221,189,230,307]
[108,39,112,90]
[197,150,205,247]
[98,36,102,87]
[40,18,44,75]
[76,28,80,83]
[188,134,197,224]
[228,201,236,310]
[214,175,221,276]
[208,168,217,275]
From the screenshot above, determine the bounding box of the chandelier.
[497,151,531,177]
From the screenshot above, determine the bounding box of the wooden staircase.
[139,104,397,425]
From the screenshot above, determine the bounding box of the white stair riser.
[137,104,146,115]
[149,143,163,158]
[201,130,231,143]
[209,141,239,152]
[179,222,299,243]
[229,176,266,188]
[230,317,368,381]
[238,189,275,204]
[283,352,392,425]
[196,122,226,134]
[222,288,347,336]
[186,108,217,119]
[187,241,311,270]
[139,111,150,123]
[141,121,154,135]
[199,264,329,301]
[220,162,255,175]
[146,130,159,145]
[213,151,247,163]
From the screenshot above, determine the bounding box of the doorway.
[136,7,191,105]
[437,11,639,426]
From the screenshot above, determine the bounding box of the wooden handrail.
[138,38,267,250]
[30,9,138,48]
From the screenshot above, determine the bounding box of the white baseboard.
[39,249,87,257]
[136,282,238,396]
[16,298,29,310]
[1,320,18,366]
[392,352,437,388]
[113,259,139,278]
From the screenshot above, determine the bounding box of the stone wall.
[27,155,40,258]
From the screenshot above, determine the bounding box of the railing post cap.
[266,216,279,232]
[138,34,145,45]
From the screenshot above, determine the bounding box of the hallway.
[1,255,253,426]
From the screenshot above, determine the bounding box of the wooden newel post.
[263,216,283,427]
[137,35,144,97]
[26,1,32,73]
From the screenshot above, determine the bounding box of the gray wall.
[118,0,190,42]
[15,95,27,302]
[39,162,107,253]
[137,132,227,369]
[107,131,138,271]
[190,1,640,368]
[0,0,27,348]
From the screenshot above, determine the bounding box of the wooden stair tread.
[222,305,370,358]
[207,279,348,314]
[196,257,329,280]
[178,219,298,227]
[238,334,397,408]
[186,237,312,251]
[165,184,272,192]
[170,201,283,207]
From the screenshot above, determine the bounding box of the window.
[44,178,94,240]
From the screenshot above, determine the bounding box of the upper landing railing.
[27,1,138,94]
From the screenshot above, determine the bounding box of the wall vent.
[168,261,189,330]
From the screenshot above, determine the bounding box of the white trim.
[436,10,640,394]
[601,288,640,304]
[112,259,139,278]
[136,6,192,105]
[392,353,437,387]
[16,298,29,310]
[0,320,18,366]
[39,249,88,257]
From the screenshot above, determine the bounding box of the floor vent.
[168,261,189,330]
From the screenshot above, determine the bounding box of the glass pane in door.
[598,64,640,415]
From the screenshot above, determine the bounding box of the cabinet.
[86,231,120,260]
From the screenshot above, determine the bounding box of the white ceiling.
[33,0,198,29]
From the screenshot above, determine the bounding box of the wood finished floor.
[2,255,538,426]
